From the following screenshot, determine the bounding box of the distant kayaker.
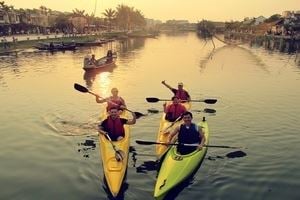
[163,96,187,122]
[161,80,191,101]
[168,111,205,155]
[98,107,136,141]
[95,88,126,111]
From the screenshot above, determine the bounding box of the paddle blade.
[115,150,125,162]
[203,108,216,113]
[136,140,157,145]
[147,108,160,113]
[134,112,146,119]
[203,99,217,104]
[226,150,247,158]
[146,97,159,103]
[74,83,89,93]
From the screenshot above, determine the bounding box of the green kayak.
[154,117,209,200]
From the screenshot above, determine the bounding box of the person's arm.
[125,112,136,125]
[161,80,174,91]
[120,97,126,108]
[95,95,107,103]
[98,120,107,134]
[186,91,191,101]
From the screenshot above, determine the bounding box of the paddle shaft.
[135,140,242,149]
[146,97,217,104]
[162,116,182,132]
[99,130,124,161]
[74,83,145,117]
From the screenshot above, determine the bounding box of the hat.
[178,82,183,86]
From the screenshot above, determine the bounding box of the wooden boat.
[154,117,209,199]
[99,110,130,197]
[83,53,117,70]
[155,101,191,159]
[75,41,103,47]
[34,42,76,51]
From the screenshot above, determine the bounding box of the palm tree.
[71,9,87,33]
[115,4,130,31]
[131,9,146,29]
[72,9,85,17]
[0,1,12,23]
[0,1,15,34]
[102,8,116,32]
[115,4,146,31]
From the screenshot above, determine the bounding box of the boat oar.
[146,97,217,104]
[194,108,216,113]
[162,115,183,133]
[99,130,125,162]
[74,83,146,119]
[161,108,216,133]
[135,140,242,149]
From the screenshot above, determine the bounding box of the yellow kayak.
[155,102,191,159]
[99,110,130,197]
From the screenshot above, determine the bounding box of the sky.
[4,0,300,22]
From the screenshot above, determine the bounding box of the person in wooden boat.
[95,88,126,111]
[106,50,113,63]
[163,96,187,122]
[168,111,205,155]
[98,107,136,141]
[89,54,97,65]
[161,80,191,102]
[49,42,54,49]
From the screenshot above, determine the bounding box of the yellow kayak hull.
[155,102,191,159]
[99,110,130,197]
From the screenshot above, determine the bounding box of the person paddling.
[168,111,205,155]
[95,88,126,111]
[163,96,187,122]
[161,80,191,102]
[98,107,136,141]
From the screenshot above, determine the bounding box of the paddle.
[162,115,183,133]
[135,140,242,149]
[194,108,216,113]
[160,108,216,133]
[74,83,146,119]
[146,97,217,104]
[99,130,125,161]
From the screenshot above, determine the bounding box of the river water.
[1,32,300,200]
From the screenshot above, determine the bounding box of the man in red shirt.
[163,96,187,122]
[162,80,191,101]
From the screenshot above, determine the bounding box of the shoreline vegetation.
[0,1,159,54]
[0,30,159,55]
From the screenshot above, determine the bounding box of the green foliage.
[265,14,281,23]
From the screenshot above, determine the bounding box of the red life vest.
[166,104,186,121]
[106,117,125,138]
[175,89,189,100]
[107,97,124,111]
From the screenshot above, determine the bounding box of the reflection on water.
[1,32,300,200]
[43,112,99,136]
[83,64,116,89]
[77,137,97,158]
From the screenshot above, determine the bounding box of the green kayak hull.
[154,118,209,199]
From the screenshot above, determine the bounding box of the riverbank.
[0,30,158,55]
[224,32,300,53]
